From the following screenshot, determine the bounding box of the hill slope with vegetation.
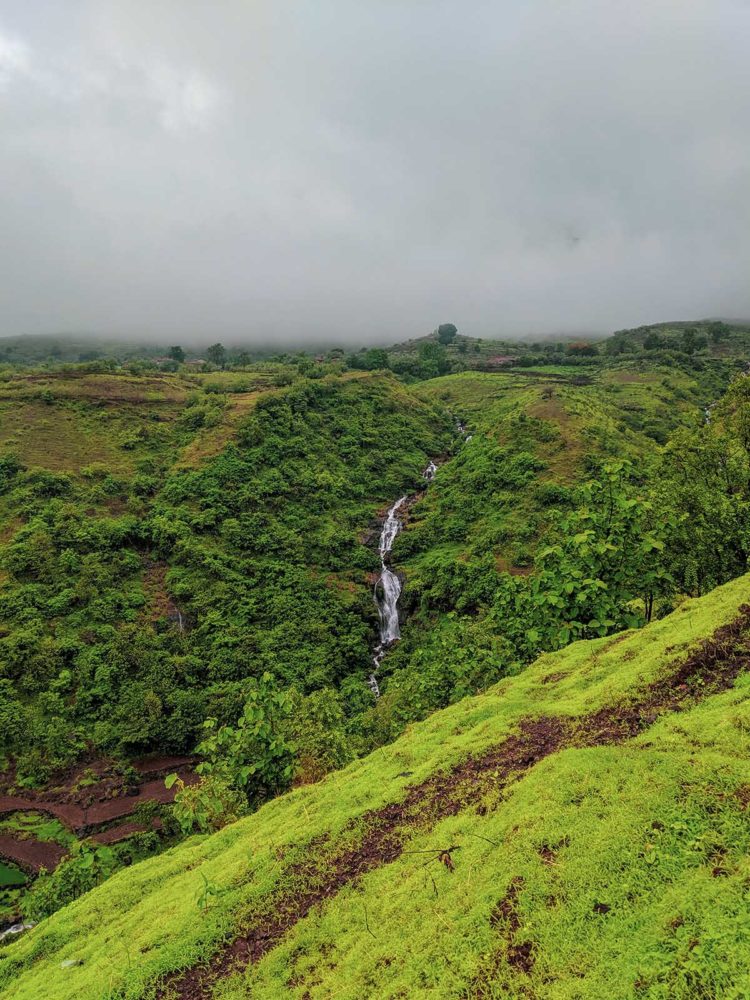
[3,336,750,982]
[2,573,749,999]
[0,369,449,783]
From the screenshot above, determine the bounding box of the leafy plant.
[22,845,117,922]
[166,673,295,832]
[491,463,677,657]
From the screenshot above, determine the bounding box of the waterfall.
[369,495,408,696]
[368,445,469,697]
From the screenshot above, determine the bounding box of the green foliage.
[168,773,247,836]
[285,687,354,782]
[652,437,750,596]
[361,613,516,747]
[196,871,229,911]
[194,673,295,805]
[168,673,295,833]
[22,844,117,922]
[206,343,227,367]
[349,348,390,371]
[708,320,729,343]
[436,323,458,345]
[417,341,449,378]
[566,340,598,356]
[682,328,708,355]
[492,463,677,658]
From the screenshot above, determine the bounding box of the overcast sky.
[0,1,748,345]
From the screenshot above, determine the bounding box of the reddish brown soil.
[91,817,163,846]
[0,762,195,876]
[492,877,534,973]
[0,797,83,829]
[0,771,195,836]
[1,757,139,809]
[0,834,65,874]
[133,756,196,777]
[157,605,750,1000]
[90,822,148,846]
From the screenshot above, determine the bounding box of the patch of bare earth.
[0,835,65,874]
[0,757,195,870]
[156,606,750,999]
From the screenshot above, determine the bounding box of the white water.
[369,495,408,696]
[367,443,470,697]
[0,922,34,943]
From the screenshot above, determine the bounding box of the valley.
[1,323,750,997]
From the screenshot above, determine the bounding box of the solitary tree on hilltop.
[437,323,458,345]
[206,343,227,368]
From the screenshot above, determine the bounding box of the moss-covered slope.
[2,574,750,999]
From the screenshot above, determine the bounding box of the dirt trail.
[157,607,750,1000]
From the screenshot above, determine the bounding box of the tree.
[437,323,458,345]
[206,342,227,367]
[418,341,449,378]
[167,673,295,832]
[681,329,706,355]
[168,345,185,363]
[708,321,729,344]
[643,332,663,350]
[719,373,750,457]
[566,341,598,356]
[653,424,750,595]
[491,463,676,657]
[363,348,390,370]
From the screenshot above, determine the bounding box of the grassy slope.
[396,366,703,590]
[2,573,749,999]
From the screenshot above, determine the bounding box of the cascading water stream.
[368,422,471,697]
[369,495,408,696]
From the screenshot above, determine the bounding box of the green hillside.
[2,574,749,999]
[2,345,750,996]
[0,369,450,785]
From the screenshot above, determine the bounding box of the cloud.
[0,26,30,89]
[0,0,748,344]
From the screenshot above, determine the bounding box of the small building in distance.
[183,358,207,368]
